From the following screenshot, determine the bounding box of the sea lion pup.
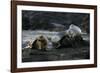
[32,35,48,50]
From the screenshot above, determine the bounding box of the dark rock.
[57,34,89,48]
[58,35,73,48]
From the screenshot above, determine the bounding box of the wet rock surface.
[22,42,89,62]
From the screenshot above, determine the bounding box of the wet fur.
[32,36,47,50]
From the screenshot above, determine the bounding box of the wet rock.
[58,34,89,48]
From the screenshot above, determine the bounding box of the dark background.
[22,10,90,33]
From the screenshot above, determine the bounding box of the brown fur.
[32,35,47,50]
